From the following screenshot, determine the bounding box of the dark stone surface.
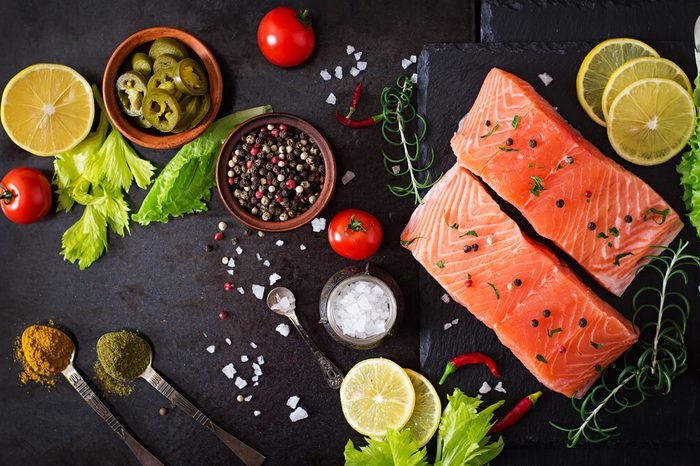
[416,41,699,465]
[0,1,474,465]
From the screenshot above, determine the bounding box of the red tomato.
[328,209,383,260]
[1,167,52,224]
[257,7,315,67]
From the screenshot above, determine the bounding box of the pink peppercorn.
[250,147,259,156]
[271,129,279,137]
[224,282,233,291]
[279,124,287,131]
[559,346,566,354]
[286,180,296,189]
[255,190,264,199]
[465,279,473,288]
[219,311,229,320]
[228,177,234,186]
[214,232,224,241]
[271,156,279,164]
[584,190,592,198]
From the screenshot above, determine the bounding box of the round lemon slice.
[576,38,658,126]
[1,63,94,156]
[340,358,416,437]
[403,369,441,447]
[607,78,695,166]
[602,56,692,120]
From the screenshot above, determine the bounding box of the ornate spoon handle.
[141,366,265,466]
[62,365,163,466]
[288,314,344,389]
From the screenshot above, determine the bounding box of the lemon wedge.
[403,369,441,447]
[607,78,695,165]
[1,64,94,156]
[576,38,658,126]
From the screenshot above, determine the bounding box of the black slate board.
[416,41,700,464]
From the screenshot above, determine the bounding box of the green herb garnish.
[528,163,534,168]
[556,163,563,171]
[480,123,500,138]
[512,115,520,129]
[444,211,458,229]
[547,328,562,338]
[536,354,548,364]
[459,230,478,237]
[594,365,602,373]
[488,282,499,299]
[608,227,620,237]
[590,341,603,350]
[613,252,633,266]
[596,232,609,239]
[643,207,670,225]
[529,176,545,196]
[436,261,445,268]
[400,237,422,247]
[499,146,519,152]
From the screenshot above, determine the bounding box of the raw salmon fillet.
[401,165,637,397]
[451,68,683,296]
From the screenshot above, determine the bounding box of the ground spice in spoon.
[15,324,73,388]
[96,331,150,382]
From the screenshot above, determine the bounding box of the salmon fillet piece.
[401,165,637,397]
[451,68,683,296]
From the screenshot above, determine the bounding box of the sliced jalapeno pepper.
[131,52,153,76]
[143,90,182,133]
[153,54,178,74]
[132,114,153,129]
[116,71,148,117]
[188,94,211,130]
[148,38,188,60]
[147,70,182,99]
[172,58,209,96]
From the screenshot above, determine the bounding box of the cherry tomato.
[257,7,315,67]
[328,209,383,260]
[1,167,52,224]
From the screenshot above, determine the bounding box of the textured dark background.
[1,1,699,465]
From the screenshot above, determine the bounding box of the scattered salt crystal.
[234,377,248,389]
[203,332,207,338]
[244,395,252,402]
[300,244,307,251]
[269,273,282,286]
[263,260,270,267]
[311,217,326,232]
[222,363,236,379]
[241,355,249,362]
[486,236,494,245]
[349,67,359,77]
[289,407,308,422]
[237,287,245,295]
[342,171,356,185]
[538,72,553,86]
[252,284,265,300]
[271,295,293,311]
[441,293,450,304]
[346,45,355,55]
[391,165,401,174]
[476,394,483,400]
[495,381,507,393]
[253,410,261,416]
[326,93,336,105]
[443,322,452,330]
[257,355,265,365]
[206,345,216,354]
[254,368,263,377]
[354,51,362,60]
[478,381,492,394]
[319,69,331,81]
[401,58,412,69]
[225,338,232,345]
[334,66,343,79]
[276,323,290,337]
[410,73,418,84]
[410,55,417,63]
[451,318,459,325]
[256,253,263,261]
[228,258,235,267]
[250,342,258,349]
[253,382,259,387]
[252,375,259,382]
[332,280,391,339]
[236,246,243,255]
[227,269,234,276]
[287,395,300,409]
[356,61,367,71]
[275,240,284,247]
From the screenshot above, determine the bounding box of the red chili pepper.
[438,352,501,385]
[488,391,543,435]
[346,83,363,118]
[335,111,384,128]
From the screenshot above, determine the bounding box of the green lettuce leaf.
[344,429,429,466]
[434,389,504,466]
[60,203,108,270]
[132,105,273,225]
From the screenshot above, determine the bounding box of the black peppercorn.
[485,119,491,126]
[463,245,472,253]
[588,222,596,230]
[531,319,539,328]
[505,137,513,146]
[624,215,633,223]
[529,139,537,148]
[472,243,479,252]
[543,309,551,318]
[578,318,587,328]
[514,278,522,286]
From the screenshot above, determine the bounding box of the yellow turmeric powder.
[15,324,73,387]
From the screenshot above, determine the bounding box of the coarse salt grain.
[256,253,263,261]
[476,394,483,400]
[228,258,235,267]
[443,322,452,330]
[271,294,294,311]
[244,395,252,402]
[225,338,232,345]
[401,58,412,69]
[311,217,326,232]
[254,410,261,416]
[252,284,265,300]
[334,66,343,79]
[451,318,459,325]
[320,69,331,81]
[241,355,249,362]
[269,273,281,286]
[206,345,215,354]
[253,382,259,387]
[222,363,236,379]
[300,244,307,251]
[332,280,391,339]
[234,377,247,389]
[342,171,356,185]
[349,67,359,77]
[356,61,367,71]
[252,375,259,382]
[391,165,401,174]
[410,54,417,63]
[237,287,245,295]
[275,240,284,247]
[289,407,308,422]
[326,93,336,105]
[236,246,243,255]
[441,293,450,303]
[354,51,362,60]
[287,395,300,409]
[276,323,290,337]
[495,381,507,393]
[346,45,355,55]
[410,73,418,84]
[250,342,258,349]
[487,236,494,245]
[257,355,265,365]
[263,260,270,267]
[227,269,234,276]
[478,381,491,394]
[538,72,553,86]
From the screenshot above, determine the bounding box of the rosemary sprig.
[381,76,441,204]
[550,240,699,447]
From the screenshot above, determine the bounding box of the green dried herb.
[96,331,150,382]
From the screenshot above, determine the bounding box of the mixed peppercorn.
[227,124,325,222]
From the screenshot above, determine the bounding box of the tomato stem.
[297,9,312,28]
[0,183,13,205]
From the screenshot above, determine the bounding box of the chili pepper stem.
[439,362,457,385]
[0,184,13,204]
[527,390,543,405]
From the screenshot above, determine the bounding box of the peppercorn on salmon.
[401,165,637,397]
[451,68,683,297]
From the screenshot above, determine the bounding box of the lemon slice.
[1,64,94,156]
[403,369,441,447]
[602,56,692,120]
[607,78,695,166]
[340,358,416,437]
[576,38,658,126]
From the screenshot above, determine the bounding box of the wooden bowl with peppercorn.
[216,113,336,232]
[102,27,223,150]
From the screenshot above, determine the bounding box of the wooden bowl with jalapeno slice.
[215,113,337,233]
[103,27,222,150]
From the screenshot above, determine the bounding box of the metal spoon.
[59,337,163,466]
[266,287,344,389]
[138,342,266,466]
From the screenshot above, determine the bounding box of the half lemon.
[403,369,441,447]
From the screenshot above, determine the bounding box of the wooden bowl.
[102,27,223,150]
[216,113,336,232]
